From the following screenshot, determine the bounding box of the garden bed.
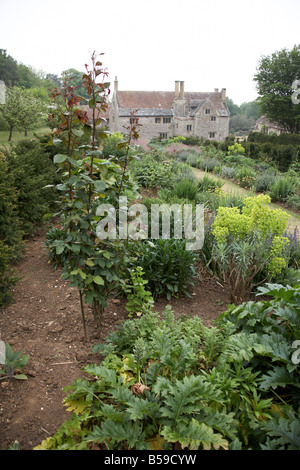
[0,229,233,450]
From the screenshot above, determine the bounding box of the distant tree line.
[226,97,261,133]
[0,50,90,139]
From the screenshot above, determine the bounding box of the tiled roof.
[116,90,229,117]
[255,115,285,130]
[117,91,174,109]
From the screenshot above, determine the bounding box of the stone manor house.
[108,78,230,142]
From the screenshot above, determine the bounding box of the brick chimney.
[175,81,180,98]
[221,88,226,102]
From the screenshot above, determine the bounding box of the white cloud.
[1,0,299,104]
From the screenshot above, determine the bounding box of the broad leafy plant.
[34,286,300,450]
[46,52,140,335]
[133,239,198,300]
[0,343,29,380]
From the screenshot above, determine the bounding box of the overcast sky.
[1,0,299,105]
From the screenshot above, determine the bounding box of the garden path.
[193,168,300,236]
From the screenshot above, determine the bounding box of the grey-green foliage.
[38,285,300,450]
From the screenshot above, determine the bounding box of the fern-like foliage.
[36,288,300,450]
[260,407,300,450]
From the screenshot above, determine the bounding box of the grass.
[193,168,300,234]
[0,127,51,146]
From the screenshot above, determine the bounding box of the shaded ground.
[0,229,233,450]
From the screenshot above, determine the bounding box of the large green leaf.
[54,154,67,163]
[162,419,229,450]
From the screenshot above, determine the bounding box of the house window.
[205,109,210,114]
[210,116,216,121]
[187,125,192,131]
[155,117,161,123]
[130,117,139,124]
[160,133,168,139]
[163,117,171,123]
[209,132,216,139]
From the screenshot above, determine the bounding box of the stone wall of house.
[111,113,229,142]
[112,115,175,141]
[109,82,230,142]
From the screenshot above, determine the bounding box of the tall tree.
[0,87,45,140]
[254,45,300,133]
[20,89,46,136]
[0,49,19,86]
[0,87,24,140]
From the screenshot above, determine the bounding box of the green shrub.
[225,154,255,167]
[172,178,199,200]
[269,176,296,202]
[37,284,300,450]
[207,191,246,212]
[0,153,23,257]
[171,162,197,183]
[285,194,300,211]
[197,157,220,172]
[123,266,154,317]
[254,171,277,193]
[235,166,256,188]
[5,139,59,235]
[134,239,198,300]
[0,241,20,307]
[228,142,245,155]
[131,155,174,189]
[212,194,291,300]
[199,174,223,192]
[221,166,236,179]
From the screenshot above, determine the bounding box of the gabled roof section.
[187,93,229,117]
[117,91,174,109]
[114,87,230,117]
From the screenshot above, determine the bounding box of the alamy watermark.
[292,340,300,365]
[291,79,300,104]
[0,340,5,365]
[0,81,5,105]
[95,197,204,251]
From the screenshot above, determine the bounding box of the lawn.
[0,127,51,146]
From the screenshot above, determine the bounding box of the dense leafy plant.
[133,239,198,300]
[5,139,59,235]
[211,194,291,301]
[254,170,277,193]
[172,177,199,200]
[228,142,245,155]
[221,165,236,179]
[35,284,300,450]
[130,153,174,189]
[197,157,221,172]
[285,194,300,212]
[45,52,139,334]
[269,176,296,202]
[0,152,23,256]
[0,142,56,305]
[123,266,154,317]
[198,173,223,192]
[0,241,20,307]
[235,166,256,188]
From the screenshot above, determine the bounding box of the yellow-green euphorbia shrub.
[212,194,290,276]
